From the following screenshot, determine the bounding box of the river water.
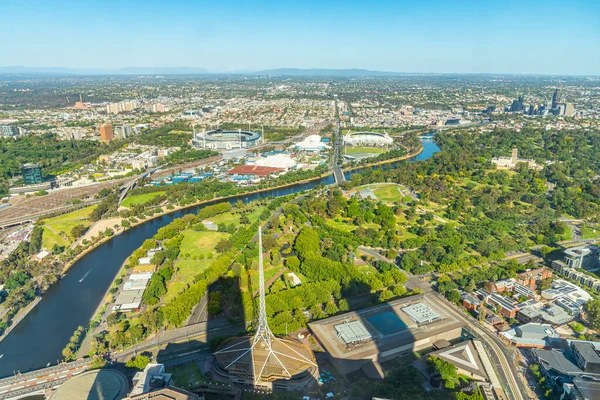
[0,136,439,378]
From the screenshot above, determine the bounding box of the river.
[0,136,439,378]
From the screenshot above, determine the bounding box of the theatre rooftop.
[308,294,466,376]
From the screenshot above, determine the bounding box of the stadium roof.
[402,302,440,324]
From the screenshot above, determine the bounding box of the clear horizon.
[2,0,599,76]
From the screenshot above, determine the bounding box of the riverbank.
[59,171,331,276]
[6,144,423,347]
[0,172,333,350]
[0,297,42,344]
[0,136,441,372]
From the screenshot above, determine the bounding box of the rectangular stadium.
[308,294,466,376]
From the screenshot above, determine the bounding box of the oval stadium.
[343,131,393,147]
[192,129,261,150]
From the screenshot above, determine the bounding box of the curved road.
[432,292,526,400]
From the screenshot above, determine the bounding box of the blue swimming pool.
[367,311,408,335]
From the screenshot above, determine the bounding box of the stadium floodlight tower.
[213,224,317,386]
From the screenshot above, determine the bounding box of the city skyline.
[1,0,599,76]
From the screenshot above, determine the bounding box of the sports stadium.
[343,131,394,148]
[192,129,261,150]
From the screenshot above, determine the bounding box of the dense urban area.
[1,73,600,400]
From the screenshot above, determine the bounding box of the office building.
[115,125,134,139]
[22,163,43,185]
[554,245,599,271]
[571,342,600,374]
[510,95,526,112]
[552,88,561,109]
[100,124,114,142]
[0,125,25,137]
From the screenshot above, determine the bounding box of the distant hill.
[0,66,410,77]
[253,68,409,77]
[0,66,209,75]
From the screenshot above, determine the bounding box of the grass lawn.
[207,206,266,225]
[42,227,69,249]
[41,205,97,249]
[345,146,387,155]
[175,259,212,284]
[179,230,229,258]
[164,281,189,304]
[363,222,381,230]
[168,362,204,391]
[581,225,600,239]
[325,218,356,233]
[121,191,165,208]
[372,184,403,202]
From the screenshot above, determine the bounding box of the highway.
[331,121,346,184]
[111,319,240,363]
[0,359,89,399]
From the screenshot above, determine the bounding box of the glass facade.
[22,164,43,185]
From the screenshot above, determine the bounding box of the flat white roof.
[334,320,372,344]
[402,302,441,324]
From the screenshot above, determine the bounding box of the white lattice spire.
[214,223,316,385]
[253,223,272,347]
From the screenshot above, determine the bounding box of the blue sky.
[1,0,599,75]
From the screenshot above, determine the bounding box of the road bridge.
[0,359,88,399]
[331,122,346,184]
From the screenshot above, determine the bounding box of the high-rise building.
[564,102,575,117]
[0,125,25,136]
[151,103,166,113]
[552,88,561,109]
[100,124,114,142]
[22,163,43,185]
[510,95,525,112]
[114,125,134,139]
[106,100,139,114]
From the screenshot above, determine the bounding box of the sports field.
[345,146,387,155]
[372,184,404,202]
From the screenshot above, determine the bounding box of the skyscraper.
[100,124,114,142]
[552,88,561,109]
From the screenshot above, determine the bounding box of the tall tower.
[552,88,561,109]
[511,147,518,164]
[213,225,317,387]
[253,224,272,348]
